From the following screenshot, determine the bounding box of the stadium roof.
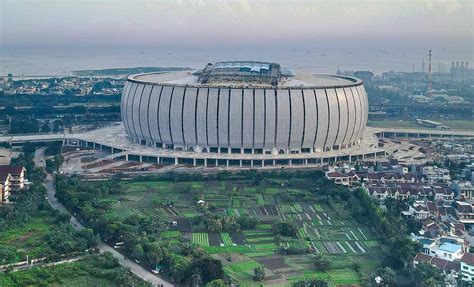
[213,61,271,72]
[129,71,360,89]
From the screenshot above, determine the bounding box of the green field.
[192,233,209,247]
[73,174,383,286]
[0,212,56,263]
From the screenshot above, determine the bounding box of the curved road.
[34,147,173,287]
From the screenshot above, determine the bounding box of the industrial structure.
[121,61,369,159]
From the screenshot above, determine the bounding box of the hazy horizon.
[1,0,473,75]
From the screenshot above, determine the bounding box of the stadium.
[121,61,369,159]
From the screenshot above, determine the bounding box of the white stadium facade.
[121,61,369,159]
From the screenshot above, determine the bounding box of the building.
[121,61,369,160]
[0,172,12,203]
[460,253,474,283]
[0,165,26,190]
[414,253,460,280]
[422,166,451,183]
[433,242,464,261]
[456,181,474,200]
[325,170,359,186]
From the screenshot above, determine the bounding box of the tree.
[131,244,144,260]
[237,216,257,230]
[275,221,298,237]
[292,278,329,287]
[205,279,227,287]
[412,263,444,287]
[40,120,50,132]
[253,266,265,281]
[188,256,224,284]
[312,254,331,272]
[190,273,203,287]
[372,267,396,286]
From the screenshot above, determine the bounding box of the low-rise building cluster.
[326,155,474,284]
[0,77,124,96]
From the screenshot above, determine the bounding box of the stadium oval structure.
[121,61,368,156]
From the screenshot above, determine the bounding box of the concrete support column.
[349,155,352,163]
[226,160,229,167]
[193,158,196,167]
[239,160,242,167]
[174,157,178,165]
[250,160,254,167]
[125,154,129,161]
[261,161,265,167]
[204,158,207,167]
[289,159,292,166]
[304,159,308,165]
[362,154,365,161]
[139,155,143,163]
[99,144,103,151]
[157,157,160,164]
[272,160,275,166]
[93,142,96,149]
[374,153,377,159]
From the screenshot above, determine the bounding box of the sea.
[1,45,472,78]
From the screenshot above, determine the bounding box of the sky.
[0,0,472,74]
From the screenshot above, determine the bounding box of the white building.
[432,242,464,261]
[422,166,451,183]
[460,253,474,283]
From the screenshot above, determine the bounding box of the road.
[34,147,173,287]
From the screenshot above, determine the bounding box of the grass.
[192,233,209,247]
[204,245,253,254]
[224,260,262,285]
[0,254,148,287]
[161,230,181,238]
[106,207,145,220]
[221,233,234,246]
[0,212,56,263]
[256,224,272,229]
[251,243,278,252]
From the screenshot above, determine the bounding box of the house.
[419,219,444,238]
[455,201,474,224]
[457,181,474,200]
[0,172,12,203]
[422,166,451,183]
[414,253,460,279]
[433,242,464,261]
[460,253,474,283]
[409,202,430,220]
[325,171,359,187]
[426,201,439,219]
[433,187,455,201]
[0,165,26,190]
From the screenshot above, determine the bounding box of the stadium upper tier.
[121,61,368,155]
[129,70,360,88]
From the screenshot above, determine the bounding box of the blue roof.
[439,242,461,253]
